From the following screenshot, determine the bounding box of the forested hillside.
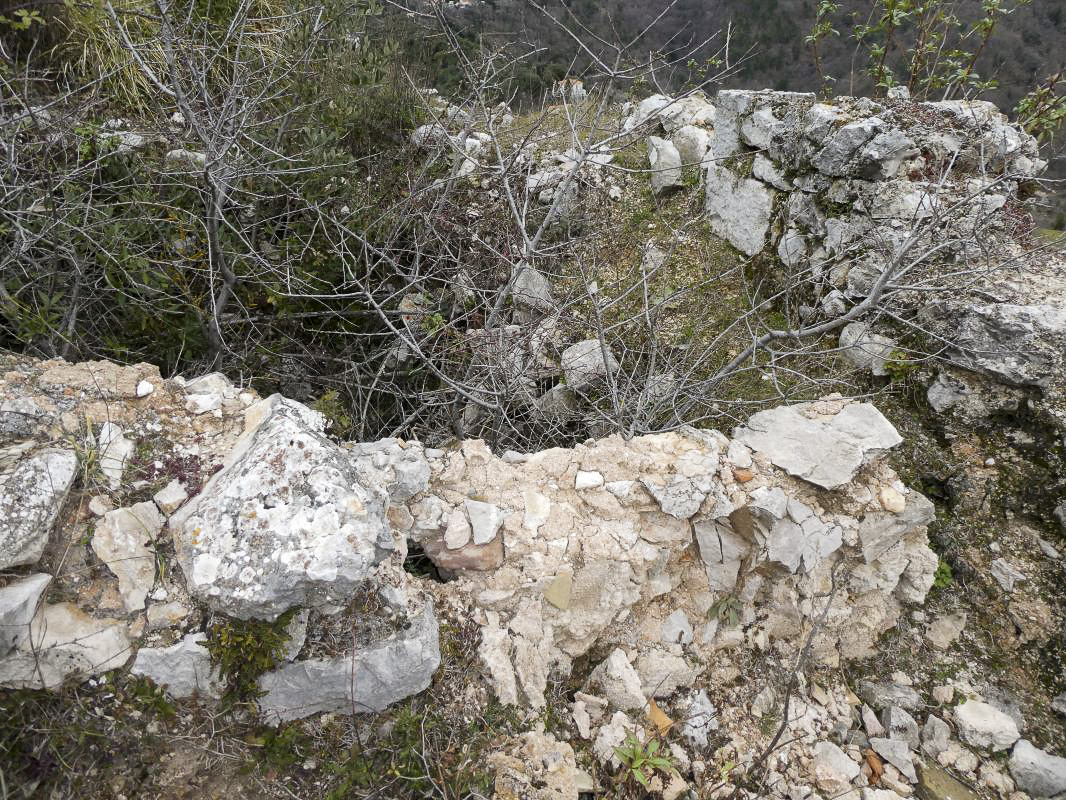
[433,0,1066,224]
[443,0,1064,110]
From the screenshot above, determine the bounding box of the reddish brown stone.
[422,532,504,571]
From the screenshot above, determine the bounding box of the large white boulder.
[672,125,711,167]
[648,136,683,194]
[0,602,130,689]
[171,395,395,620]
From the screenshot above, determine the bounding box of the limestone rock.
[171,395,394,620]
[130,633,222,699]
[0,602,130,689]
[0,573,51,656]
[694,520,749,592]
[1009,740,1066,799]
[812,117,882,176]
[672,125,711,166]
[465,499,506,545]
[661,610,693,646]
[590,649,645,711]
[623,94,674,131]
[258,599,440,723]
[560,340,618,391]
[922,715,952,758]
[575,470,604,490]
[942,303,1066,388]
[443,507,472,549]
[536,385,578,421]
[88,495,113,516]
[811,740,860,795]
[592,711,637,768]
[859,491,935,563]
[705,163,776,256]
[881,706,920,750]
[422,532,504,572]
[863,704,885,737]
[153,480,188,515]
[858,680,922,711]
[954,699,1020,751]
[871,737,917,782]
[98,422,134,490]
[347,439,431,504]
[0,446,78,569]
[989,558,1025,592]
[164,149,207,170]
[839,322,897,377]
[926,612,966,650]
[146,599,193,631]
[681,689,718,749]
[491,732,580,800]
[92,501,165,612]
[648,136,683,194]
[635,649,698,699]
[733,401,902,489]
[512,266,555,313]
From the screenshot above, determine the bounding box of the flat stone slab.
[130,633,222,699]
[733,401,902,489]
[257,599,440,723]
[0,602,130,689]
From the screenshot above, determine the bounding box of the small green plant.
[125,676,177,719]
[312,389,356,439]
[883,349,919,382]
[932,558,953,589]
[806,0,841,95]
[614,734,676,789]
[256,724,312,770]
[205,610,295,704]
[1015,70,1066,144]
[707,595,742,627]
[716,755,738,784]
[0,7,45,31]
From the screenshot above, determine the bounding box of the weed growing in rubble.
[932,559,954,590]
[205,610,295,704]
[707,595,743,627]
[614,734,677,789]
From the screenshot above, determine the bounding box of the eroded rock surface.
[0,446,78,569]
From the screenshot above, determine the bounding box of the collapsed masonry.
[2,85,1065,799]
[1,356,935,720]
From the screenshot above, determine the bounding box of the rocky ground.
[2,86,1066,800]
